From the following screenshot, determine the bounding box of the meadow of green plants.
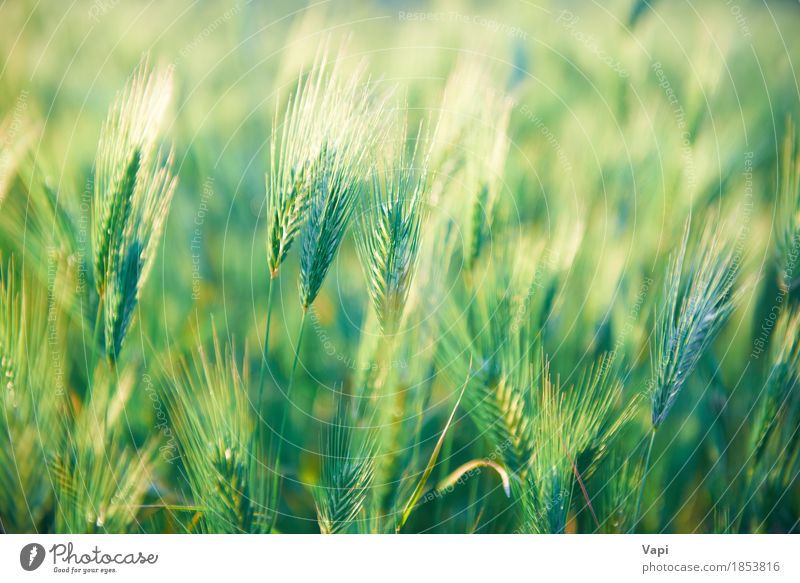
[1,0,799,535]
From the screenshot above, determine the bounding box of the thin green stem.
[434,430,454,529]
[375,333,396,394]
[88,294,115,437]
[90,294,104,373]
[89,294,107,428]
[372,332,402,509]
[257,275,277,412]
[633,429,657,532]
[268,308,308,531]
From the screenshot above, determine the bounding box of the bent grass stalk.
[396,367,468,532]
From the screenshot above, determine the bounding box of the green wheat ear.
[267,48,388,287]
[523,361,572,534]
[428,57,511,272]
[436,238,553,477]
[523,354,631,533]
[92,59,177,362]
[0,260,20,390]
[355,118,429,336]
[265,50,331,280]
[297,67,388,310]
[749,308,800,464]
[777,118,800,292]
[650,220,740,428]
[52,369,156,533]
[298,145,359,309]
[314,394,376,534]
[164,325,272,533]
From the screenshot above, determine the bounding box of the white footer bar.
[1,534,796,582]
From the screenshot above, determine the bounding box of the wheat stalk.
[650,220,740,427]
[164,326,272,533]
[523,355,630,533]
[265,50,333,280]
[314,395,376,534]
[635,219,740,530]
[258,49,384,401]
[52,370,155,533]
[749,308,800,464]
[267,56,389,522]
[92,59,176,362]
[355,119,428,336]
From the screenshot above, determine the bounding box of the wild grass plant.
[164,326,272,533]
[261,49,390,518]
[314,396,376,534]
[93,60,177,363]
[1,0,800,535]
[633,220,741,528]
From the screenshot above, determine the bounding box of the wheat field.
[1,0,799,535]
